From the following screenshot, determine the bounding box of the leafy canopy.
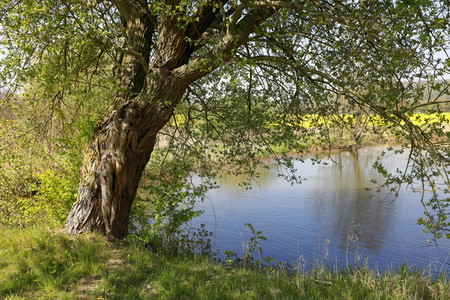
[0,1,449,237]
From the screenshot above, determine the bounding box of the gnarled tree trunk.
[65,72,189,239]
[65,1,190,239]
[65,0,273,239]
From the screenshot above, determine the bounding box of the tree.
[1,0,449,239]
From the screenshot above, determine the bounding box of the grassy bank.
[1,227,448,299]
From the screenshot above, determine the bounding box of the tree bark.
[65,73,188,239]
[65,2,194,238]
[65,0,274,239]
[64,0,178,239]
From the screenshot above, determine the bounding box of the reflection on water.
[190,147,450,273]
[310,150,395,253]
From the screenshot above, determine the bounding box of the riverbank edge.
[1,227,448,299]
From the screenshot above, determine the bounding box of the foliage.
[0,118,41,227]
[372,145,450,240]
[20,169,78,227]
[0,79,107,228]
[1,0,450,237]
[223,223,275,271]
[0,121,78,228]
[166,72,306,187]
[129,146,217,254]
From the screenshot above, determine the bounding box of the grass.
[1,227,449,299]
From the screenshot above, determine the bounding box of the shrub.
[20,169,78,227]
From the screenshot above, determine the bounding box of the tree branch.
[135,0,158,28]
[90,36,149,73]
[185,0,229,41]
[246,55,372,105]
[173,6,275,84]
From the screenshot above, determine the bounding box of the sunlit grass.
[1,227,448,299]
[0,227,110,298]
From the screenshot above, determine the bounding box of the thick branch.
[228,0,304,28]
[135,0,158,28]
[174,6,275,84]
[185,0,229,41]
[112,0,154,96]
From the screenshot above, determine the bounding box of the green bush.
[130,150,216,254]
[0,119,40,227]
[0,114,85,228]
[21,169,78,227]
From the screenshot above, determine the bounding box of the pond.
[189,146,450,274]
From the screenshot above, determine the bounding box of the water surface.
[190,147,450,273]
